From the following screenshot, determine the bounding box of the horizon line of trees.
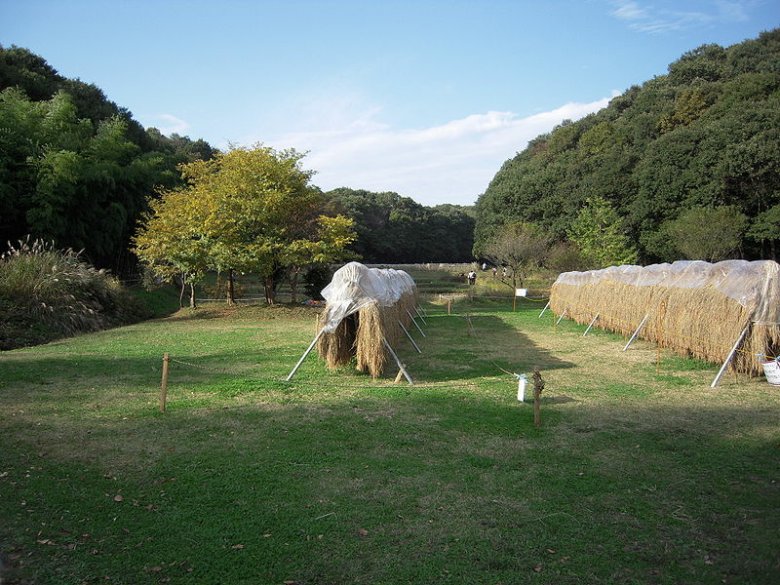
[1,45,478,281]
[5,29,780,288]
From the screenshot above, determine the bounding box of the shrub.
[304,264,334,300]
[0,237,148,349]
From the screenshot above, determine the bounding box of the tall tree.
[481,222,550,289]
[135,145,355,305]
[0,44,217,273]
[133,187,211,308]
[567,196,638,268]
[662,205,748,261]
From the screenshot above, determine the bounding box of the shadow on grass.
[397,312,575,383]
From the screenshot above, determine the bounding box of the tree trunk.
[226,269,235,306]
[264,276,275,305]
[289,267,300,304]
[178,274,185,308]
[189,282,196,309]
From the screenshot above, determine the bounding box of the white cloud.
[266,96,614,206]
[151,113,190,136]
[608,0,749,33]
[612,1,649,21]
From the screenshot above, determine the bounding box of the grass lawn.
[1,273,779,584]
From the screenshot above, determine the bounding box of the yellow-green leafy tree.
[133,187,211,308]
[134,144,355,305]
[282,215,357,303]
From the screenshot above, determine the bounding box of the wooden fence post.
[160,353,170,413]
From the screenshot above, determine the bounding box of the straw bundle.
[316,262,418,378]
[317,310,357,369]
[550,260,780,375]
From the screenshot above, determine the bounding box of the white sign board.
[515,288,527,297]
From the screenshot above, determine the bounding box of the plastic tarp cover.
[320,262,416,333]
[554,260,780,323]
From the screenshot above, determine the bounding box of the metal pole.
[538,301,550,318]
[383,338,413,385]
[623,314,649,352]
[555,308,567,325]
[285,329,325,381]
[414,306,427,325]
[583,313,599,336]
[710,325,749,388]
[398,321,422,353]
[406,309,426,337]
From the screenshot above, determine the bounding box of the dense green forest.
[474,29,780,264]
[325,188,474,263]
[0,46,475,275]
[4,29,779,277]
[0,45,217,274]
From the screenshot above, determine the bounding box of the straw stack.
[550,260,780,375]
[316,263,418,378]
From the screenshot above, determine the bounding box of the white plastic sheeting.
[555,260,780,324]
[320,262,417,333]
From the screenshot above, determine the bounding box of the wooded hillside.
[0,45,217,274]
[474,29,780,264]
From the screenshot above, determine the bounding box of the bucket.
[762,358,780,385]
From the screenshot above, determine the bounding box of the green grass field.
[1,269,779,584]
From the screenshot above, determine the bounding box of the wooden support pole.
[623,314,649,352]
[406,309,426,337]
[710,325,750,388]
[286,329,325,382]
[160,353,170,413]
[447,299,452,315]
[583,313,599,336]
[533,367,544,428]
[383,338,413,385]
[414,306,427,325]
[538,301,550,318]
[464,313,476,337]
[398,320,422,353]
[393,367,405,384]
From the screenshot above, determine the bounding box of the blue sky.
[2,0,778,206]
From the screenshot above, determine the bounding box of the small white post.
[583,313,600,337]
[286,329,325,381]
[398,321,422,353]
[383,338,413,385]
[538,301,550,318]
[623,314,649,352]
[555,308,567,325]
[710,325,750,388]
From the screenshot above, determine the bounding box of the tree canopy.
[134,145,356,306]
[474,29,780,264]
[0,45,217,274]
[324,188,475,263]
